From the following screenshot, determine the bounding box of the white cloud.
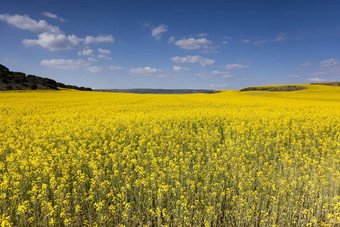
[241,39,250,44]
[84,35,114,44]
[23,33,113,51]
[42,12,57,19]
[222,36,232,44]
[129,66,163,76]
[273,32,287,42]
[211,70,232,78]
[253,40,268,46]
[86,66,103,73]
[41,59,87,70]
[23,32,83,51]
[1,13,115,52]
[174,37,214,50]
[1,14,113,52]
[225,64,250,70]
[301,62,311,67]
[155,73,168,78]
[320,58,338,67]
[172,65,190,72]
[41,58,104,73]
[168,36,175,44]
[308,77,327,82]
[198,70,232,79]
[197,33,208,37]
[108,65,123,70]
[42,11,65,22]
[242,33,287,46]
[0,13,61,34]
[98,54,112,60]
[98,48,111,54]
[171,55,215,67]
[143,23,151,28]
[88,57,98,62]
[151,24,168,40]
[78,49,93,56]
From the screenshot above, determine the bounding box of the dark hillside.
[0,64,92,91]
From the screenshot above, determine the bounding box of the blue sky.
[1,0,340,89]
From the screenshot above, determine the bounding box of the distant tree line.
[239,86,306,92]
[310,82,340,86]
[0,64,92,91]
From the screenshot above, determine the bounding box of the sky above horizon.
[1,0,340,90]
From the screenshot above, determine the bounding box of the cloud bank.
[1,13,114,51]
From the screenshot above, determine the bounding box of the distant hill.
[0,64,92,91]
[311,82,340,86]
[239,85,307,92]
[240,82,340,92]
[95,88,219,94]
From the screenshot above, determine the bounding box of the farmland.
[1,84,340,226]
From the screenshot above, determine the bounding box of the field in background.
[1,85,340,226]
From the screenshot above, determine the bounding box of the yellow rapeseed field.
[1,84,340,226]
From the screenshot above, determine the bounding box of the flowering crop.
[1,85,340,226]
